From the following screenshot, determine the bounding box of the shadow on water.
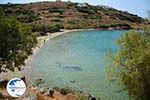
[63,66,82,71]
[25,30,129,100]
[55,61,83,71]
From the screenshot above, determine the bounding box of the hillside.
[0,1,147,29]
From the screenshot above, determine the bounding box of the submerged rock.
[88,93,92,99]
[63,66,83,71]
[56,61,61,68]
[69,80,76,83]
[60,88,73,95]
[35,78,45,86]
[53,87,73,95]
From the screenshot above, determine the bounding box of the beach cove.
[22,30,129,100]
[0,29,90,79]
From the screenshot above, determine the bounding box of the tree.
[106,30,150,100]
[30,24,64,33]
[0,17,37,73]
[0,7,5,18]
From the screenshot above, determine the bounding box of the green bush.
[106,30,150,100]
[98,25,110,29]
[115,12,144,23]
[49,8,65,13]
[76,7,95,14]
[95,23,131,29]
[0,17,37,72]
[3,7,40,23]
[110,23,131,29]
[30,24,64,33]
[0,7,5,18]
[68,20,77,24]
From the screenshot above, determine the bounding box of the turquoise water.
[24,30,129,100]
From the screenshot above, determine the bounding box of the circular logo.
[7,78,26,97]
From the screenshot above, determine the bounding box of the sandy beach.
[0,29,93,80]
[25,29,90,63]
[0,29,92,100]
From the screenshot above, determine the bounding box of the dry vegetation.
[0,1,149,29]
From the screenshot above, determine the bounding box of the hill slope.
[0,1,146,29]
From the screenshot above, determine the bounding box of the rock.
[36,78,43,82]
[97,97,101,100]
[88,94,92,99]
[21,76,27,85]
[60,88,73,95]
[0,80,8,88]
[0,92,5,99]
[53,87,73,95]
[79,91,83,93]
[53,87,61,91]
[69,80,76,83]
[39,88,47,94]
[35,78,45,86]
[60,88,68,95]
[48,89,54,97]
[89,97,97,100]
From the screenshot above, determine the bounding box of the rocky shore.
[0,78,99,100]
[0,29,99,100]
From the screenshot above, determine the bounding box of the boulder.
[0,92,5,99]
[48,89,54,97]
[89,97,97,100]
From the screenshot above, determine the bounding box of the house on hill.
[77,3,87,7]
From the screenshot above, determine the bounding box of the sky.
[0,0,150,18]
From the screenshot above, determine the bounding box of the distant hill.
[0,1,147,29]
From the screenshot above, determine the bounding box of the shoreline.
[0,28,125,80]
[0,29,126,99]
[25,29,94,64]
[0,29,92,80]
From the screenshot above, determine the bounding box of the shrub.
[106,30,150,100]
[98,25,110,29]
[0,17,37,72]
[30,24,64,33]
[110,23,131,29]
[67,20,77,24]
[76,7,95,14]
[49,7,65,13]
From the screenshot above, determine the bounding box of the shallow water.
[24,30,129,100]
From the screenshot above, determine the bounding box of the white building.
[77,3,87,7]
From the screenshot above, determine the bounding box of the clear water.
[24,30,129,100]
